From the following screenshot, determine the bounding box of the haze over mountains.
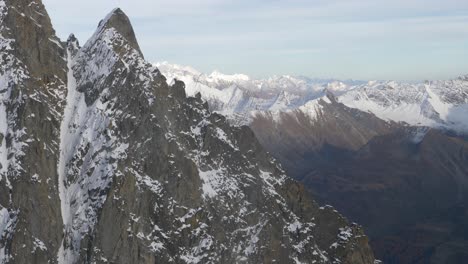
[158,62,468,264]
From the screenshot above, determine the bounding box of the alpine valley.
[0,0,377,263]
[157,61,468,264]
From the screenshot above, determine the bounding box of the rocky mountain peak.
[0,1,375,263]
[96,7,143,57]
[66,33,80,56]
[1,0,66,81]
[67,33,79,46]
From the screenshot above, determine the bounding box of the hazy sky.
[42,0,468,81]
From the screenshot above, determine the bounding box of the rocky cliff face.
[0,1,375,263]
[0,0,66,262]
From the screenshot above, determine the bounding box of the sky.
[42,0,468,81]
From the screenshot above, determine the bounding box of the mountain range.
[156,62,468,134]
[157,62,468,264]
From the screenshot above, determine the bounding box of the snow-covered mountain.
[339,78,468,133]
[157,62,468,134]
[0,1,375,263]
[156,62,337,125]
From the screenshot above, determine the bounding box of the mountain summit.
[0,1,374,263]
[97,8,143,57]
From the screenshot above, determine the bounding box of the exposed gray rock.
[97,8,143,58]
[0,0,66,263]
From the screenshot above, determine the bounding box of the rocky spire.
[1,0,66,80]
[66,33,80,57]
[97,8,143,57]
[0,1,66,263]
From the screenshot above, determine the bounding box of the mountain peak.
[0,0,66,81]
[67,33,80,56]
[97,7,143,57]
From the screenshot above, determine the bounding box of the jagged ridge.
[158,62,468,134]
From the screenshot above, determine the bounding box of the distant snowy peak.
[325,81,351,96]
[155,61,201,78]
[156,62,468,134]
[155,62,334,124]
[253,95,332,125]
[155,61,334,93]
[338,79,468,133]
[208,70,250,82]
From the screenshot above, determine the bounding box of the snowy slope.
[339,79,468,133]
[157,62,468,134]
